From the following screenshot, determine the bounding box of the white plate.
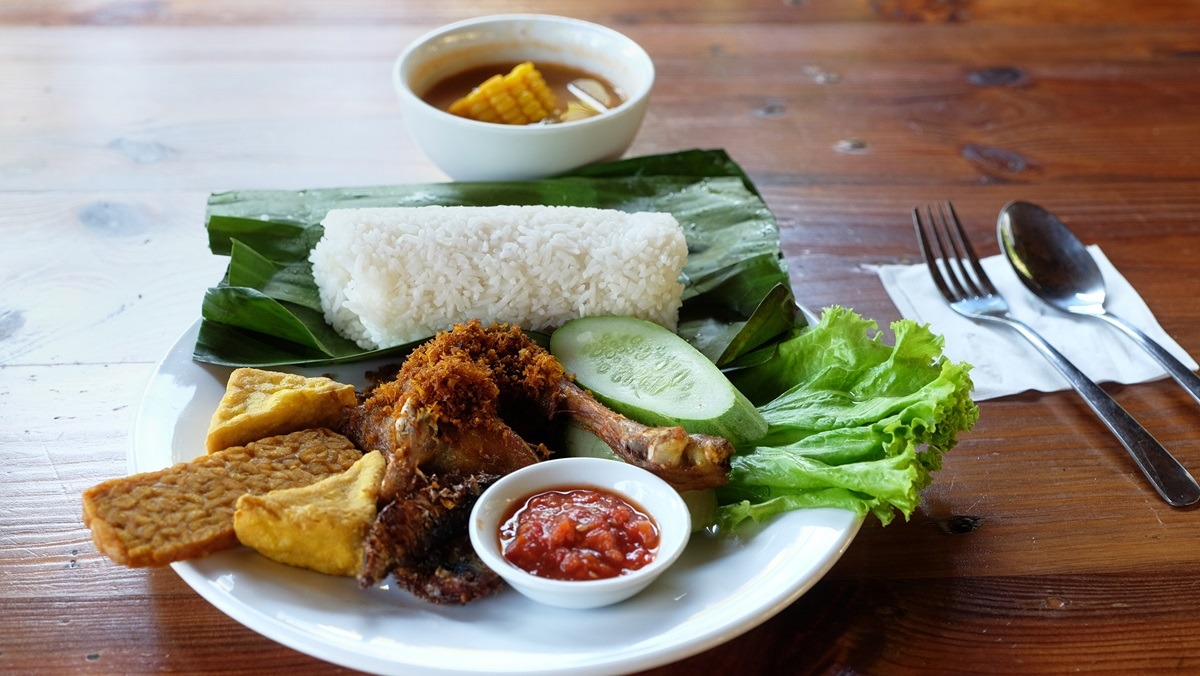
[130,321,862,676]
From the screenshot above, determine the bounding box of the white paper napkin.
[873,245,1198,401]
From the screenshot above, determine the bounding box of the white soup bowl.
[393,14,654,181]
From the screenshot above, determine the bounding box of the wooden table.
[5,1,1200,673]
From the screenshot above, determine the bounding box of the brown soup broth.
[422,62,624,120]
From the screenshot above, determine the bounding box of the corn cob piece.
[448,62,559,125]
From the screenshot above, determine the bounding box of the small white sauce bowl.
[393,14,655,181]
[469,457,691,609]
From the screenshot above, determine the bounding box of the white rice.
[309,205,688,350]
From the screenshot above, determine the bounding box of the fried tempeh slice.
[82,428,361,568]
[206,368,357,453]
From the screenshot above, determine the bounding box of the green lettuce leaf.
[718,306,979,527]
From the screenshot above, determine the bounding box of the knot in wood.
[937,514,983,534]
[967,66,1028,87]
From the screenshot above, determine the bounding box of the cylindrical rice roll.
[308,205,688,350]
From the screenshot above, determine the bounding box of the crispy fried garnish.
[342,320,560,468]
[377,319,566,416]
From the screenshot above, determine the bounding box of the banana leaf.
[195,149,803,367]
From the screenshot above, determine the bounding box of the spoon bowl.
[997,200,1107,314]
[997,199,1200,406]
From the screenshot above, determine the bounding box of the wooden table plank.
[0,192,225,365]
[2,24,1199,191]
[4,0,1200,27]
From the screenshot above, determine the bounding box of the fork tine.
[924,203,974,300]
[943,202,1000,296]
[931,202,986,299]
[912,206,958,304]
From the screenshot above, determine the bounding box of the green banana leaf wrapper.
[197,149,798,368]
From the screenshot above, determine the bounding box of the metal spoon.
[997,200,1200,406]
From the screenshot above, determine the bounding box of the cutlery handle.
[1095,311,1200,407]
[996,315,1200,507]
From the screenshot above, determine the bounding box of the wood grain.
[0,192,226,364]
[4,1,1200,674]
[2,23,1198,191]
[4,0,1200,27]
[647,573,1200,674]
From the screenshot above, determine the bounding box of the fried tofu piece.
[82,428,361,568]
[234,450,385,577]
[206,367,357,453]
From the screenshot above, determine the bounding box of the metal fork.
[914,202,1200,507]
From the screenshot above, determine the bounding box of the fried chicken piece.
[390,534,504,605]
[343,321,558,490]
[342,320,732,492]
[344,320,734,603]
[364,471,504,605]
[358,471,496,590]
[346,322,553,599]
[555,379,734,492]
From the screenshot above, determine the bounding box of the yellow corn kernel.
[448,62,559,125]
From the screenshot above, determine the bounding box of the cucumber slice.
[550,315,767,446]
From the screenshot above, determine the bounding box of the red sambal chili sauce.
[499,487,660,581]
